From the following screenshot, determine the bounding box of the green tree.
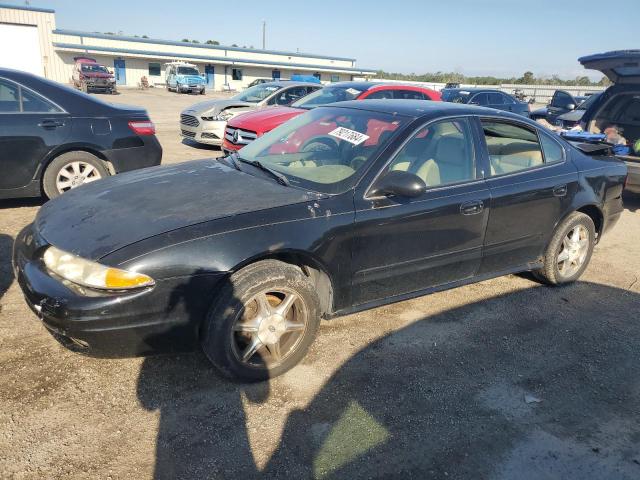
[205,40,220,45]
[181,38,190,42]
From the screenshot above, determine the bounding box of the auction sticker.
[328,127,370,146]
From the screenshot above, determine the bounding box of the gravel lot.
[1,88,639,479]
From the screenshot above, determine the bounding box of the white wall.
[0,24,42,75]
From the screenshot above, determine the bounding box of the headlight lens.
[43,246,154,290]
[202,110,233,122]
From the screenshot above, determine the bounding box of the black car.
[0,68,162,199]
[555,92,602,129]
[13,100,626,381]
[578,50,640,194]
[530,90,590,126]
[441,88,530,117]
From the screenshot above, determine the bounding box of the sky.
[27,0,640,80]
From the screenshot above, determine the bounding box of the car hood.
[558,109,586,122]
[579,50,640,84]
[182,99,256,116]
[229,106,304,133]
[82,72,113,79]
[35,159,315,260]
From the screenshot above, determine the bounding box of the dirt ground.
[1,88,639,480]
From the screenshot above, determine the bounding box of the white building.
[0,3,376,90]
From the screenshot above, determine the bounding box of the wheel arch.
[38,145,114,190]
[574,203,604,240]
[231,249,335,317]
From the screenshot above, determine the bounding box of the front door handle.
[460,200,484,215]
[553,184,568,197]
[38,119,64,129]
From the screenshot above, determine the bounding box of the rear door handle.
[553,184,567,197]
[38,119,64,129]
[460,200,484,215]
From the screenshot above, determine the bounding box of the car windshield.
[235,106,409,194]
[81,64,109,73]
[292,86,367,109]
[233,84,282,103]
[441,90,471,103]
[177,67,199,75]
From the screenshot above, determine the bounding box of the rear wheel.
[201,260,321,381]
[533,212,595,285]
[42,151,109,199]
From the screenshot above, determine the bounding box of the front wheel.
[534,212,596,285]
[175,82,181,93]
[201,260,321,381]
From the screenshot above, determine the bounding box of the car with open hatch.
[222,81,441,153]
[0,68,161,200]
[13,100,626,381]
[180,80,321,146]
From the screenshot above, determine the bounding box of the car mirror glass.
[369,170,427,198]
[566,103,576,111]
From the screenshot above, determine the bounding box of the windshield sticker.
[328,127,370,146]
[346,88,361,96]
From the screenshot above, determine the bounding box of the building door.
[272,69,281,80]
[113,59,126,85]
[205,65,215,88]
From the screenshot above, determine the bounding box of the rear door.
[476,117,578,274]
[547,90,576,125]
[0,77,71,192]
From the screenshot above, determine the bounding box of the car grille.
[181,129,196,138]
[225,126,258,146]
[201,132,219,139]
[180,114,199,127]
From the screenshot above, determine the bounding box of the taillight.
[128,120,155,136]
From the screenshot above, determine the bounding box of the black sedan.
[13,101,626,381]
[441,88,530,117]
[0,68,162,199]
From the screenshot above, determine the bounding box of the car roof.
[443,88,505,94]
[326,99,515,119]
[261,80,320,88]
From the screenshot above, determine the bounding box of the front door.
[351,117,490,306]
[113,59,126,86]
[547,90,576,125]
[477,118,579,274]
[205,65,215,88]
[0,78,71,193]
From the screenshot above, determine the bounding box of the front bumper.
[177,84,205,93]
[180,119,226,146]
[625,160,640,194]
[104,135,163,173]
[12,225,225,357]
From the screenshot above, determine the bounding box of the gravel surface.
[1,89,639,479]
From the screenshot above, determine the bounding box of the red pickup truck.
[222,82,441,153]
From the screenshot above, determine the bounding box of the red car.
[222,82,441,153]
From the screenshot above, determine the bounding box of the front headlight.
[43,246,154,290]
[202,110,233,122]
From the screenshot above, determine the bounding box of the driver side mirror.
[566,103,576,111]
[369,170,427,198]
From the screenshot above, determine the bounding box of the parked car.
[555,92,602,129]
[441,88,530,116]
[71,57,116,94]
[222,82,441,152]
[530,90,589,125]
[13,100,626,381]
[577,50,640,194]
[179,81,321,146]
[0,68,162,199]
[165,62,206,94]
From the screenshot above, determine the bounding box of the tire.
[533,212,596,285]
[81,82,88,93]
[200,87,205,95]
[42,151,109,199]
[201,260,321,381]
[175,82,181,94]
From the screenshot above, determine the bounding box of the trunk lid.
[579,50,640,84]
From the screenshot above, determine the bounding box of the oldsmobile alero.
[13,100,627,381]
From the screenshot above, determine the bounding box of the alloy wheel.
[557,225,590,278]
[55,161,102,193]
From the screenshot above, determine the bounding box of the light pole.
[262,20,266,50]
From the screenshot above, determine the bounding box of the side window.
[551,91,574,108]
[383,118,476,188]
[365,89,394,100]
[488,92,505,105]
[501,93,516,104]
[21,88,61,113]
[540,133,564,163]
[470,93,489,105]
[273,86,308,105]
[393,90,426,100]
[0,79,20,112]
[481,121,544,176]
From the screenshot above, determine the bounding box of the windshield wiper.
[239,158,290,186]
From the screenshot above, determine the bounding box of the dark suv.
[578,50,640,194]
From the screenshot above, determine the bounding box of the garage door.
[0,23,42,76]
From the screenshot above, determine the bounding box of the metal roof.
[0,2,54,13]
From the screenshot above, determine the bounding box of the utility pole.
[262,20,266,50]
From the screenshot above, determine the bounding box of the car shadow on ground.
[0,233,14,302]
[136,280,640,479]
[0,197,46,210]
[181,138,223,151]
[623,192,640,212]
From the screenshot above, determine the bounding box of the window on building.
[148,63,162,76]
[272,69,281,80]
[330,75,340,83]
[313,72,321,81]
[232,68,243,81]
